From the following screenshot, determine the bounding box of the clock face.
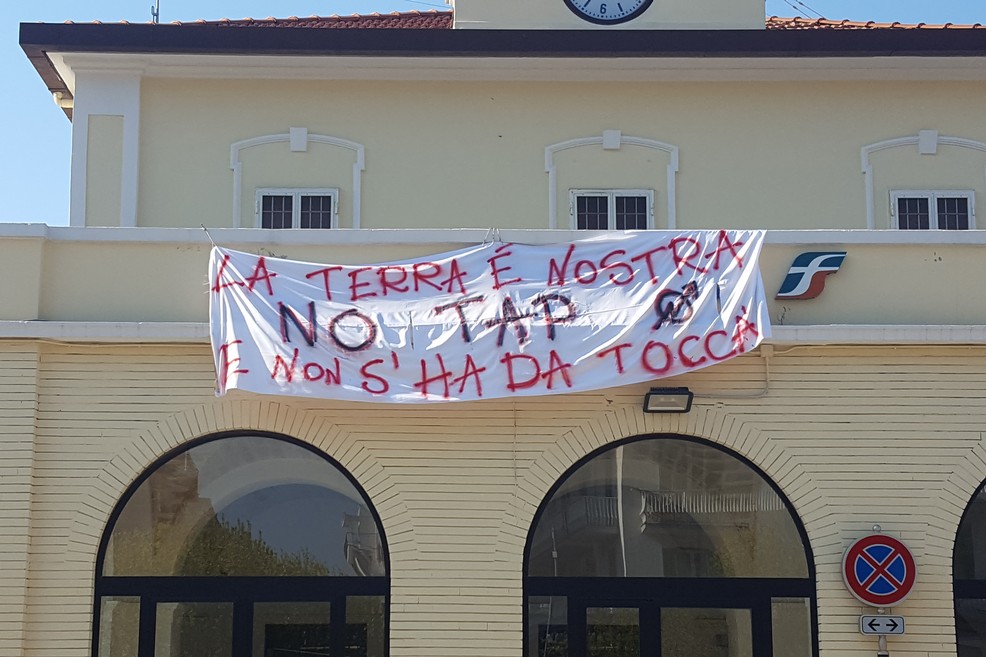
[563,0,653,24]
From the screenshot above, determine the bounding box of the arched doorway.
[93,432,389,657]
[955,481,986,655]
[525,435,816,657]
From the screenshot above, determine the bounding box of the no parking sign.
[842,533,916,607]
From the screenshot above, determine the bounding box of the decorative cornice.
[3,225,986,245]
[2,321,985,345]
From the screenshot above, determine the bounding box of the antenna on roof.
[151,0,160,24]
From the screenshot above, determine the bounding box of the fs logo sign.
[776,251,846,300]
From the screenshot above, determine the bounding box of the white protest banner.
[210,231,770,403]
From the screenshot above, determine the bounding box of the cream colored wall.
[0,237,983,326]
[25,240,461,322]
[0,345,39,657]
[450,0,764,29]
[85,116,124,228]
[0,238,44,320]
[4,342,984,656]
[131,79,986,232]
[759,243,986,327]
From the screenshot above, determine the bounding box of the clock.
[563,0,653,25]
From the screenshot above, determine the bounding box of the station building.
[6,0,986,655]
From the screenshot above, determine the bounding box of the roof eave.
[20,22,986,121]
[21,22,986,58]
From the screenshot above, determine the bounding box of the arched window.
[955,482,986,655]
[93,432,388,657]
[525,435,816,657]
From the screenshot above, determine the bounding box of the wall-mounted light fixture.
[643,387,693,413]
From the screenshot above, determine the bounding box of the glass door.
[154,602,234,657]
[659,607,753,657]
[548,600,760,657]
[99,592,386,657]
[586,606,642,657]
[251,597,387,657]
[252,602,332,657]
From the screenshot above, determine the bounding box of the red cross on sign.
[842,533,917,607]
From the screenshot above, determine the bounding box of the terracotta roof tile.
[766,15,986,30]
[203,10,453,29]
[56,13,986,31]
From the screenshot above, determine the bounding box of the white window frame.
[255,188,339,229]
[569,189,655,230]
[889,190,976,230]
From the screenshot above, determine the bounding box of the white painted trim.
[545,134,678,229]
[1,321,984,345]
[889,189,976,230]
[568,189,655,230]
[0,321,208,342]
[52,53,986,85]
[861,133,986,229]
[769,325,986,345]
[4,225,986,247]
[69,114,87,227]
[289,127,308,152]
[917,130,939,155]
[230,132,365,229]
[69,72,141,227]
[760,229,986,245]
[602,129,622,150]
[120,85,141,228]
[255,188,340,229]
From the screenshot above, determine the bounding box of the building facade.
[6,1,986,655]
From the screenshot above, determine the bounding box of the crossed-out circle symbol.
[842,534,916,607]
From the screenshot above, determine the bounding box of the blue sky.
[2,0,983,225]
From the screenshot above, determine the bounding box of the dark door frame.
[529,577,813,657]
[95,575,388,657]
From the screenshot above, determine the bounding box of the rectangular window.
[890,190,975,230]
[571,190,654,230]
[257,189,338,229]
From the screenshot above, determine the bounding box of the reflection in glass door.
[253,602,331,657]
[587,607,640,657]
[661,608,751,657]
[98,594,387,657]
[529,596,568,657]
[154,602,234,657]
[561,603,757,657]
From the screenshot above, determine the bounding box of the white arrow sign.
[859,615,905,635]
